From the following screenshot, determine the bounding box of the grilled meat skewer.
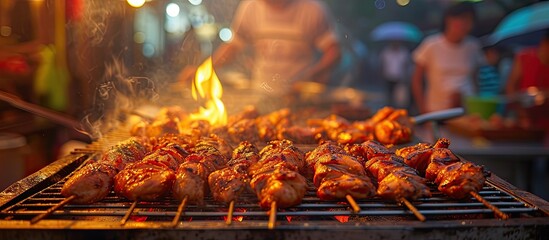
[396,138,488,199]
[249,140,308,208]
[113,143,188,201]
[306,141,376,201]
[61,138,148,204]
[208,141,260,204]
[172,138,228,204]
[348,140,430,201]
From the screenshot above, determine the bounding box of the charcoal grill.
[0,132,548,240]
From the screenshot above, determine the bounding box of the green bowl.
[464,96,500,119]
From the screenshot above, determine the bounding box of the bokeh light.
[188,0,202,6]
[396,0,410,6]
[166,3,180,17]
[127,0,146,8]
[133,32,146,43]
[219,28,233,42]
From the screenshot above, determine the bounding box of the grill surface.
[0,134,548,239]
[0,173,544,223]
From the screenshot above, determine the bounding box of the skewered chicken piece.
[396,138,488,199]
[130,106,187,137]
[172,138,228,204]
[113,143,188,201]
[248,140,308,208]
[61,138,147,204]
[304,141,347,178]
[61,163,118,204]
[365,155,431,200]
[307,141,376,201]
[346,140,430,200]
[255,108,292,141]
[396,138,449,175]
[207,142,260,203]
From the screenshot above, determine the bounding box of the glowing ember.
[129,207,153,222]
[222,208,246,222]
[334,215,349,223]
[189,57,227,126]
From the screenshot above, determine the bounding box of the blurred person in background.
[180,0,341,112]
[477,44,504,98]
[412,2,484,113]
[505,30,549,131]
[379,41,412,109]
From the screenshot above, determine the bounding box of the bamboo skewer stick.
[171,197,188,227]
[399,197,426,222]
[226,200,235,225]
[268,201,277,230]
[346,195,361,213]
[30,195,76,224]
[120,201,138,226]
[470,191,509,220]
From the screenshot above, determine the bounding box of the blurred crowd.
[0,0,549,174]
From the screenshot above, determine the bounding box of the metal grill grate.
[0,166,544,225]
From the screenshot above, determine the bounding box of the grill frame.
[1,145,549,239]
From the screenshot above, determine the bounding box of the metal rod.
[120,201,138,226]
[268,201,277,230]
[470,191,510,220]
[0,90,82,130]
[30,195,76,224]
[226,200,234,225]
[171,197,188,227]
[346,195,361,213]
[399,197,426,222]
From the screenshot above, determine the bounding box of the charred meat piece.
[172,139,227,204]
[172,168,205,203]
[396,138,450,175]
[435,162,486,199]
[363,154,431,200]
[61,163,117,204]
[100,138,148,171]
[376,172,430,200]
[208,141,260,203]
[312,153,366,187]
[374,119,412,145]
[250,166,307,208]
[364,155,418,182]
[208,165,250,203]
[304,141,345,177]
[61,138,147,204]
[307,142,376,201]
[345,140,393,163]
[259,140,305,173]
[112,142,191,201]
[396,138,488,199]
[317,174,375,200]
[248,140,307,208]
[425,148,460,181]
[113,166,176,201]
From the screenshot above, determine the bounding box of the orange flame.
[190,57,227,126]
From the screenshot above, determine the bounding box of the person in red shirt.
[505,30,549,130]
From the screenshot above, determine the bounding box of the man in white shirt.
[412,2,484,113]
[202,0,341,112]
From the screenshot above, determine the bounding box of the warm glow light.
[190,57,227,126]
[127,0,146,8]
[166,3,180,17]
[396,0,410,6]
